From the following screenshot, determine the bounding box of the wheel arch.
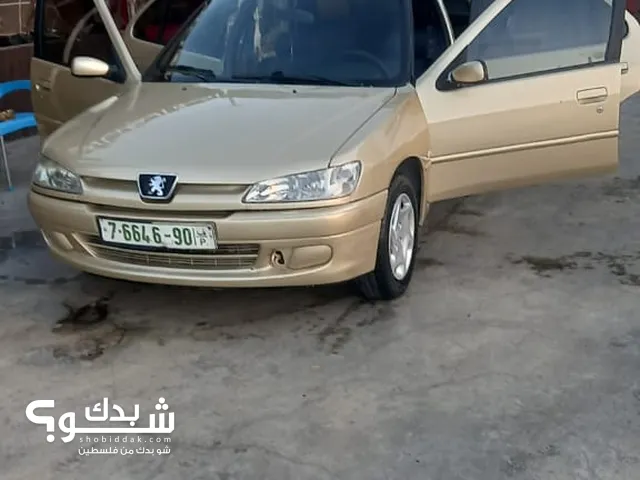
[393,156,430,226]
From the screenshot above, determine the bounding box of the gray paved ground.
[0,95,639,480]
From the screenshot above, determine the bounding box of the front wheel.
[354,171,419,301]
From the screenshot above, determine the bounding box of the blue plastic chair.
[0,80,37,191]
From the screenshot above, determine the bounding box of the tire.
[354,170,420,301]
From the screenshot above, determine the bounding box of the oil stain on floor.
[509,250,640,285]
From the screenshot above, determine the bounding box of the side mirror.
[71,56,111,78]
[449,60,488,85]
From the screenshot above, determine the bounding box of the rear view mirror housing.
[448,60,489,86]
[71,56,112,78]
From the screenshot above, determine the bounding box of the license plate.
[97,218,217,250]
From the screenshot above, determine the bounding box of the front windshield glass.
[146,0,409,87]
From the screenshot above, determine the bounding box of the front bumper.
[28,190,386,287]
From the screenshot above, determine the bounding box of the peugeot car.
[28,0,640,300]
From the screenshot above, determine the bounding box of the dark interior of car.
[444,0,472,36]
[135,0,204,45]
[412,0,471,77]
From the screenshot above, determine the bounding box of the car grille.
[82,237,260,270]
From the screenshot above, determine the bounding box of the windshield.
[145,0,410,87]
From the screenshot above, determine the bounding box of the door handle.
[576,87,608,105]
[34,82,51,92]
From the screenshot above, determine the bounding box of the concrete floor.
[1,95,639,480]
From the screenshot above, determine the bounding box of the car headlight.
[243,161,362,203]
[32,157,83,194]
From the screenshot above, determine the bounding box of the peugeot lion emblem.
[137,173,178,202]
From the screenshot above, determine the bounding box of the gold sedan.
[27,0,640,300]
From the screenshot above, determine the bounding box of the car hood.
[43,83,396,184]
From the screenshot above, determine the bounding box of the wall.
[0,0,31,36]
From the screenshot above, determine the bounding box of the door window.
[35,0,125,67]
[132,0,204,45]
[457,0,617,82]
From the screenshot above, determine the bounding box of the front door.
[416,0,630,202]
[31,0,141,137]
[31,0,204,137]
[621,9,640,101]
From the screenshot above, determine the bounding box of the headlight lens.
[32,157,83,194]
[243,161,362,203]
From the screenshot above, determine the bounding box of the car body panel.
[41,84,397,184]
[28,187,385,286]
[329,86,431,224]
[38,85,423,220]
[415,0,626,201]
[30,58,128,138]
[621,10,640,101]
[419,62,623,201]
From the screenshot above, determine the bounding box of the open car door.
[416,0,634,202]
[621,9,640,101]
[31,0,141,137]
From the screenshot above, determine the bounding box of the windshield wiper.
[231,71,352,86]
[163,65,217,81]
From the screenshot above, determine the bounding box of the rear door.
[415,0,632,202]
[31,0,140,137]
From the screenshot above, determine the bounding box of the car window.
[132,0,205,45]
[462,0,614,81]
[146,0,410,88]
[34,0,124,67]
[468,0,493,21]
